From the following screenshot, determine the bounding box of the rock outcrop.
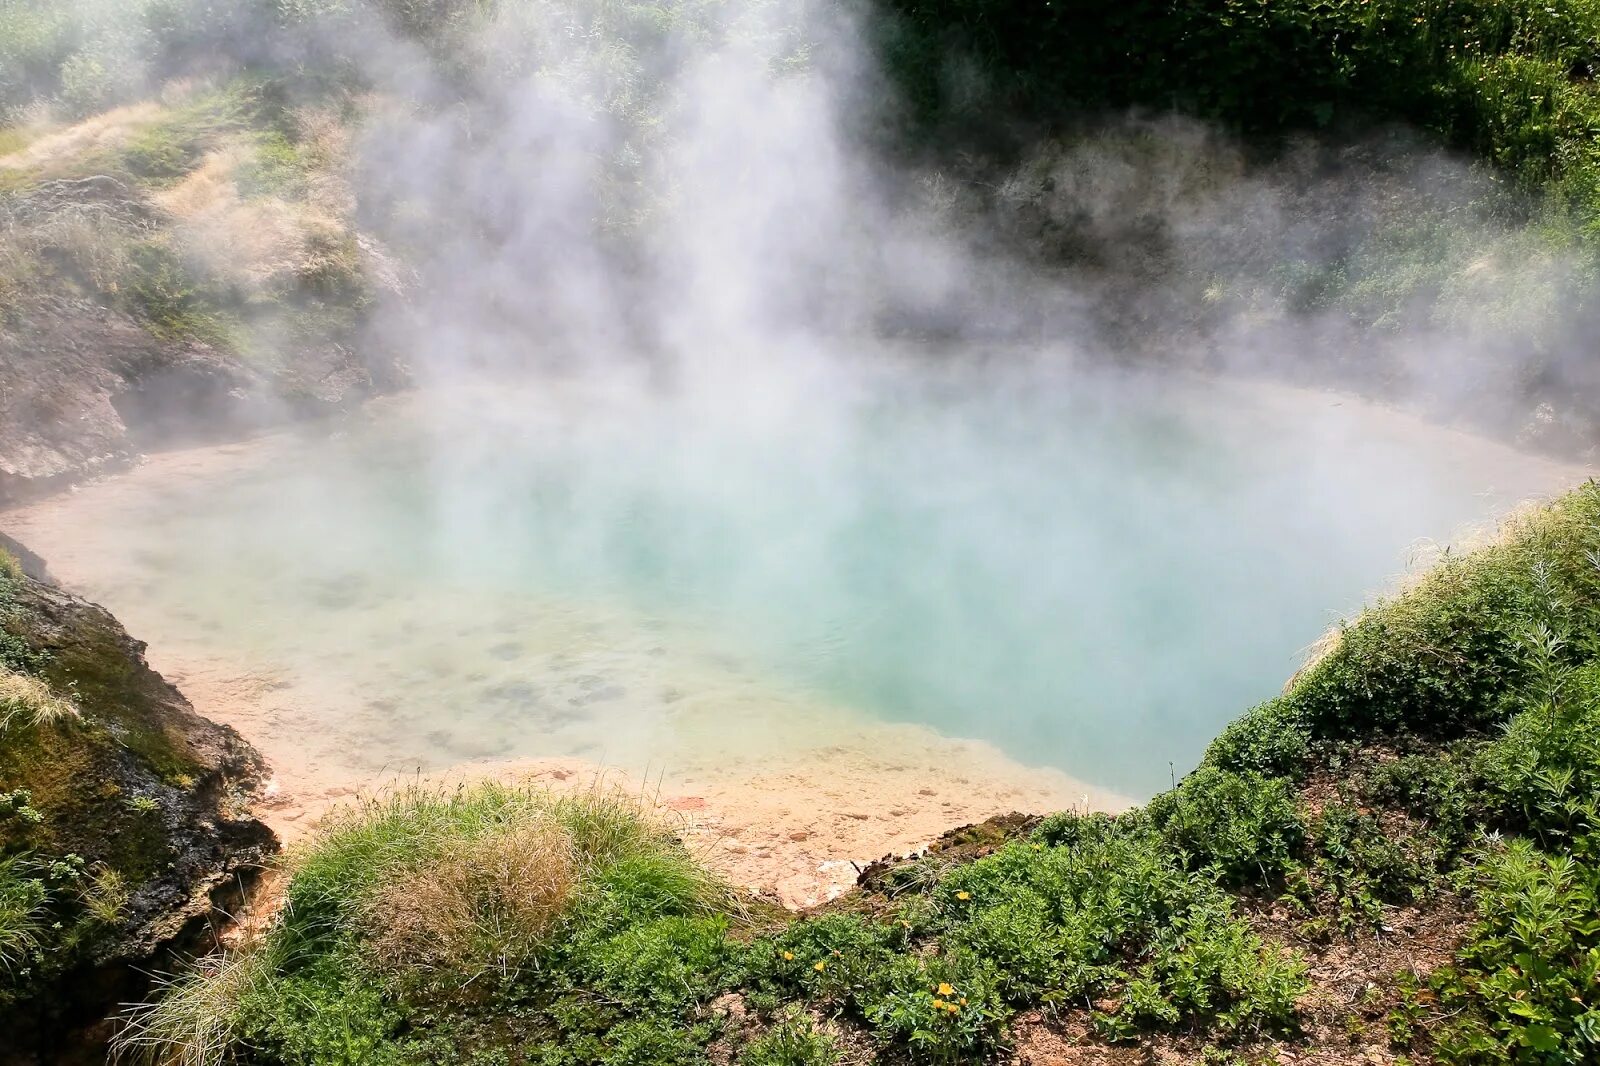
[0,557,277,1063]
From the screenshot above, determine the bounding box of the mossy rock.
[0,562,276,1049]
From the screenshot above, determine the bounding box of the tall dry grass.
[0,668,77,733]
[112,781,733,1066]
[360,819,577,979]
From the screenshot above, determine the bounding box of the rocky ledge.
[0,552,277,1063]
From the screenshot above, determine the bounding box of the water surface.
[7,363,1583,798]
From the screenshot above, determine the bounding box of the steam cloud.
[9,0,1595,793]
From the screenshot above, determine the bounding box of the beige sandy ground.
[4,379,1590,908]
[74,633,1119,908]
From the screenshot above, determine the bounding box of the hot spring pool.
[4,364,1585,808]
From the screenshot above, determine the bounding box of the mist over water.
[8,0,1596,803]
[31,358,1576,798]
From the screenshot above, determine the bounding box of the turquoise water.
[51,365,1580,797]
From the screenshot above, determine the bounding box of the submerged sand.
[4,380,1588,907]
[3,422,1120,907]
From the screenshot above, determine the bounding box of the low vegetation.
[113,484,1600,1063]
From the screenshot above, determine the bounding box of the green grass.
[0,853,48,976]
[115,784,745,1066]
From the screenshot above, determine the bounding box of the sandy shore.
[3,423,1123,907]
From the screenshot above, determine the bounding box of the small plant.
[1399,839,1600,1063]
[740,1010,838,1066]
[0,668,77,732]
[0,855,48,975]
[124,795,161,815]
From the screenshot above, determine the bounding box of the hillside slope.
[0,81,395,502]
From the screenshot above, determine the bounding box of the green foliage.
[1100,895,1305,1039]
[0,1,75,121]
[1203,702,1313,780]
[0,854,48,976]
[576,915,736,1015]
[926,826,1304,1043]
[236,954,408,1066]
[1305,802,1444,930]
[739,1012,838,1066]
[1396,840,1600,1063]
[1474,664,1600,851]
[880,0,1600,233]
[1207,484,1600,767]
[1147,768,1306,886]
[115,239,240,348]
[119,785,740,1066]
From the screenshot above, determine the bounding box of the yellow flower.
[959,997,968,1006]
[956,891,971,901]
[946,1003,960,1014]
[931,998,947,1010]
[1031,843,1044,850]
[782,951,794,961]
[813,961,826,972]
[937,983,954,996]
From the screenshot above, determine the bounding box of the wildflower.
[946,1003,960,1014]
[1031,843,1044,850]
[937,983,954,996]
[956,891,970,901]
[932,998,947,1010]
[959,997,968,1005]
[813,960,826,972]
[783,951,794,961]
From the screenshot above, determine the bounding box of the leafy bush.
[1102,895,1306,1039]
[1395,839,1600,1063]
[931,827,1306,1040]
[878,0,1600,233]
[0,854,47,975]
[117,784,740,1066]
[1206,485,1600,767]
[1147,767,1307,886]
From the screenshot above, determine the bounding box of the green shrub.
[1102,895,1306,1039]
[1203,701,1313,780]
[878,0,1600,232]
[1474,685,1600,854]
[1307,802,1444,928]
[859,949,1009,1064]
[1206,485,1600,766]
[0,854,47,976]
[1397,839,1600,1063]
[1148,767,1307,887]
[578,915,736,1015]
[1360,753,1475,847]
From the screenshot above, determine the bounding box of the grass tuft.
[0,668,77,733]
